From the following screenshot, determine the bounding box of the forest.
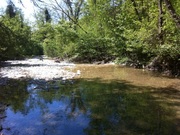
[0,0,180,76]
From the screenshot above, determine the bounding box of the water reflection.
[66,88,87,118]
[0,77,179,135]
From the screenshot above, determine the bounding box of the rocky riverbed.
[0,56,79,86]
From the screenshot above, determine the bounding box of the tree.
[3,0,178,75]
[0,4,43,60]
[6,0,16,18]
[158,0,163,44]
[44,8,51,23]
[130,0,142,21]
[163,0,180,28]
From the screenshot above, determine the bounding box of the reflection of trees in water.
[0,103,10,133]
[66,88,87,117]
[0,103,6,132]
[77,79,178,135]
[0,79,29,133]
[0,79,87,117]
[0,79,29,114]
[83,84,123,135]
[0,78,179,135]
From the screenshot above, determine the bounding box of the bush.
[76,34,114,62]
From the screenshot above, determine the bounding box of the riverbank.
[0,56,78,85]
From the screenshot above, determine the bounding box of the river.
[0,60,180,135]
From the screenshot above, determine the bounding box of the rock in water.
[76,70,81,75]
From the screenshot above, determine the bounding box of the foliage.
[41,22,78,58]
[1,0,180,75]
[0,6,43,60]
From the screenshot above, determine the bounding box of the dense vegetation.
[0,0,179,76]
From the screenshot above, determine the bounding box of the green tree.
[11,0,180,75]
[6,0,16,18]
[0,3,43,60]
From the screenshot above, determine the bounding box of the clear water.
[0,65,180,135]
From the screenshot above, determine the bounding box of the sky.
[0,0,35,21]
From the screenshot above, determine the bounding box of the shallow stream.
[0,64,180,135]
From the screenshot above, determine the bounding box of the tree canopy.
[0,0,180,75]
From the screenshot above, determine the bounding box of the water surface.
[0,65,180,135]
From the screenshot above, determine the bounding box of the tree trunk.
[158,0,163,44]
[163,0,180,29]
[130,0,141,21]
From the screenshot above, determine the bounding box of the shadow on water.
[0,77,179,135]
